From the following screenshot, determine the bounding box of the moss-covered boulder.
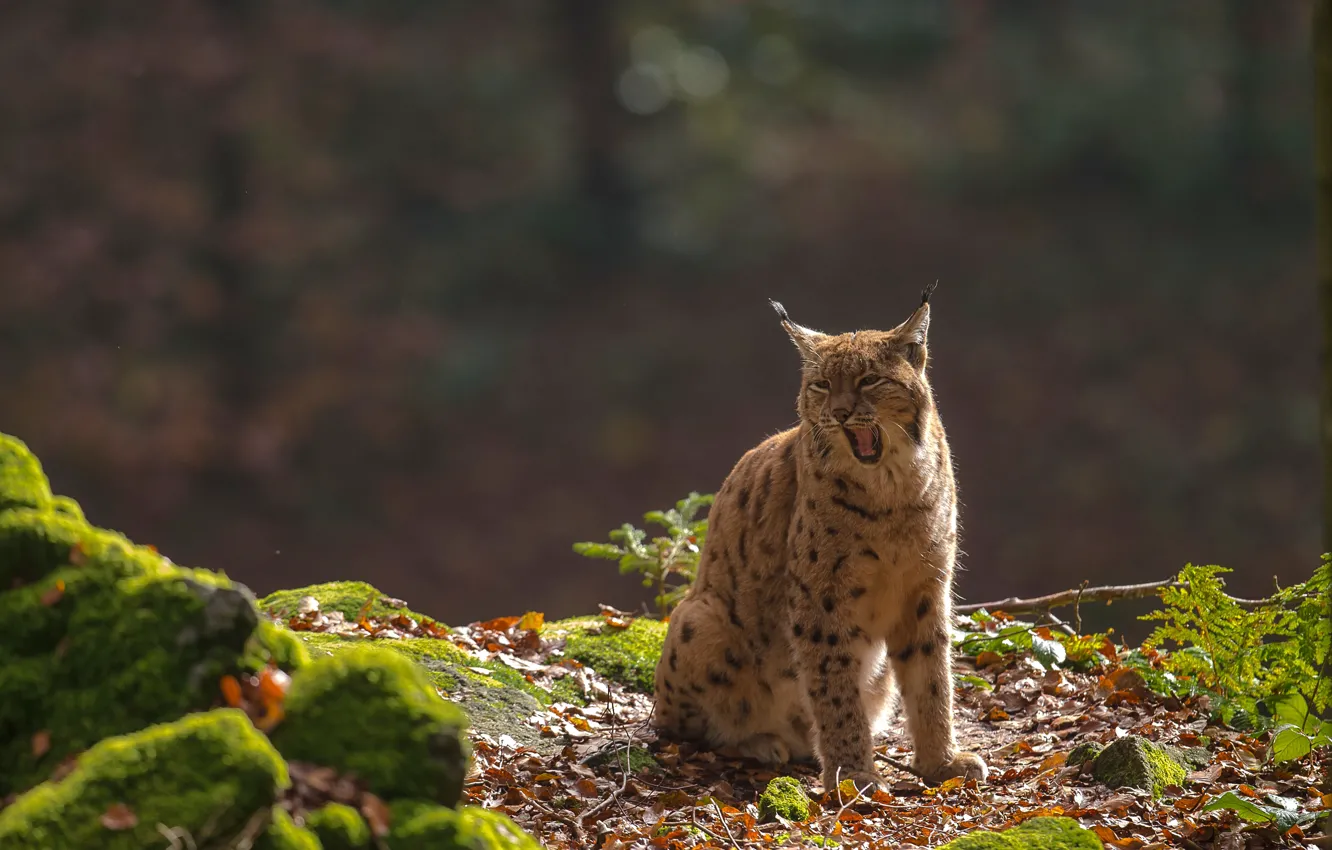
[1091,736,1186,797]
[939,816,1101,849]
[0,434,52,515]
[545,616,667,693]
[0,709,288,850]
[261,580,439,625]
[306,803,372,850]
[1067,741,1103,768]
[389,801,541,850]
[758,776,810,822]
[0,520,265,795]
[270,645,470,805]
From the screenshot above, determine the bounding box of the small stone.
[1067,741,1103,767]
[296,596,320,615]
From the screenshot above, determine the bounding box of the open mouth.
[843,426,883,464]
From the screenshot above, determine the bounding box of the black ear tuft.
[769,299,790,322]
[920,280,939,306]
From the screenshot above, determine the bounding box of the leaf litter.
[166,597,1332,847]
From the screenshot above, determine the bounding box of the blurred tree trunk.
[553,0,636,267]
[1317,0,1332,553]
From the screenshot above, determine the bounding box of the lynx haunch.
[652,286,986,792]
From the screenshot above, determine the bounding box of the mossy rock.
[292,629,554,753]
[270,645,470,805]
[545,616,667,693]
[0,709,288,850]
[388,801,540,850]
[0,434,53,515]
[758,776,810,822]
[305,803,371,850]
[939,816,1101,849]
[0,530,262,796]
[254,809,322,850]
[260,580,439,626]
[1092,736,1186,797]
[1067,741,1103,767]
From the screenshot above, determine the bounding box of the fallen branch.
[956,579,1270,616]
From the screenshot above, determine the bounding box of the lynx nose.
[831,405,853,424]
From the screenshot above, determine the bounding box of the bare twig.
[956,579,1270,616]
[579,694,631,825]
[711,799,741,848]
[873,750,930,783]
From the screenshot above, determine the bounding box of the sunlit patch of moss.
[1091,736,1186,798]
[545,617,666,693]
[548,676,588,706]
[245,619,312,672]
[253,808,320,850]
[0,709,288,850]
[269,645,470,805]
[939,817,1101,849]
[586,743,658,772]
[259,581,439,626]
[387,801,540,850]
[305,803,371,849]
[0,434,53,515]
[50,496,84,522]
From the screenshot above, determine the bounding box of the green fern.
[573,492,714,617]
[1140,557,1330,714]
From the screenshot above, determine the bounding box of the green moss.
[0,434,52,515]
[0,709,288,850]
[51,496,85,521]
[1067,742,1103,767]
[0,507,99,589]
[0,543,261,795]
[259,581,439,625]
[247,620,312,672]
[758,776,810,822]
[269,646,470,805]
[305,803,371,850]
[548,676,588,706]
[254,809,321,850]
[1092,736,1186,797]
[546,617,667,693]
[939,817,1101,849]
[388,801,540,850]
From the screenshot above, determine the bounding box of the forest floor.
[423,610,1330,850]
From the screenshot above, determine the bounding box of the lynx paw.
[919,751,988,785]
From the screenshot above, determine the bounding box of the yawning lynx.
[652,286,986,791]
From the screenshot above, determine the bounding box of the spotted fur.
[652,288,987,791]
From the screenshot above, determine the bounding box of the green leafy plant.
[573,492,714,617]
[952,610,1113,672]
[1139,558,1330,716]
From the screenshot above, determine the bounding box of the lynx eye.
[808,380,831,393]
[858,375,886,389]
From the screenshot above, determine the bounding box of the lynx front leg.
[889,584,987,785]
[789,605,880,792]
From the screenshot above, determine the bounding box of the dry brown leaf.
[31,730,51,759]
[360,792,392,837]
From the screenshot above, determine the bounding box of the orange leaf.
[220,675,242,708]
[68,541,87,566]
[40,579,66,607]
[100,803,138,831]
[517,611,545,631]
[258,668,291,703]
[479,615,521,632]
[975,651,1004,668]
[31,730,51,759]
[983,706,1009,722]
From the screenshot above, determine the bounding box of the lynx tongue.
[849,428,876,457]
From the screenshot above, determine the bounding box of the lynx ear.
[894,282,935,369]
[770,300,826,362]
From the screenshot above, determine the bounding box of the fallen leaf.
[219,675,242,708]
[360,792,392,837]
[100,803,138,831]
[31,730,50,759]
[518,611,545,631]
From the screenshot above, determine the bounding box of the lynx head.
[771,284,937,466]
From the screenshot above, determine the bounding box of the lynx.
[652,286,986,792]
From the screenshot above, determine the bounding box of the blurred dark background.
[0,1,1321,636]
